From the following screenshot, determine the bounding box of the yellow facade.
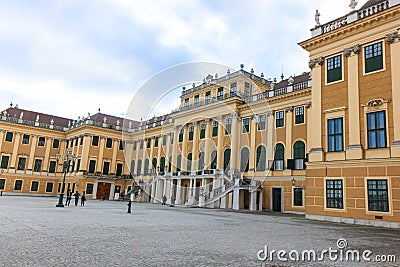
[1,0,398,228]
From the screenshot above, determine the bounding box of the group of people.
[65,189,86,206]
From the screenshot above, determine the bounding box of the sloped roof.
[273,72,311,90]
[360,0,386,9]
[89,112,139,128]
[2,107,71,127]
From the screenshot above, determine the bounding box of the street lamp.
[56,149,76,207]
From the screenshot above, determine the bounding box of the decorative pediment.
[362,98,391,108]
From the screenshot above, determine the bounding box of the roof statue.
[315,10,321,27]
[349,0,358,10]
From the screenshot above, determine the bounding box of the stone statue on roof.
[349,0,358,10]
[315,10,321,27]
[19,112,24,119]
[36,115,39,122]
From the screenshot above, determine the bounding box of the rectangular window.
[327,118,343,152]
[86,183,94,194]
[70,139,74,147]
[367,111,386,149]
[133,141,137,150]
[14,180,23,190]
[49,161,56,173]
[194,95,200,107]
[53,139,60,149]
[106,138,113,148]
[1,155,9,169]
[103,162,110,175]
[367,180,389,212]
[276,111,284,128]
[17,157,26,171]
[244,82,251,97]
[225,118,232,135]
[258,115,266,131]
[217,87,224,100]
[76,159,81,172]
[80,137,83,145]
[170,133,174,144]
[46,182,54,193]
[365,42,383,73]
[5,132,13,142]
[33,159,42,172]
[162,135,167,146]
[179,129,184,142]
[200,124,206,139]
[295,106,305,124]
[154,137,159,147]
[22,134,30,144]
[140,140,144,149]
[242,118,250,133]
[0,179,5,190]
[31,181,39,192]
[212,121,218,137]
[119,140,125,150]
[89,160,96,173]
[184,99,189,110]
[205,91,211,104]
[75,138,78,146]
[230,82,237,97]
[92,136,99,146]
[38,137,45,147]
[326,179,343,209]
[116,163,123,177]
[146,138,151,148]
[293,188,303,206]
[188,126,194,141]
[327,55,342,83]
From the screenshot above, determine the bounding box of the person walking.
[127,200,132,213]
[73,191,80,206]
[101,192,106,201]
[81,191,86,206]
[65,189,72,206]
[162,195,167,206]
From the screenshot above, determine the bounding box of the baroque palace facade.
[0,0,399,228]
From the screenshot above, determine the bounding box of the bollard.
[0,191,2,196]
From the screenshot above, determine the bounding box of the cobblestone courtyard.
[0,196,399,266]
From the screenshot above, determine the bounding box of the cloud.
[0,0,368,119]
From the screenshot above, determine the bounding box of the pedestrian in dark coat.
[127,200,132,213]
[81,191,86,206]
[65,189,72,206]
[73,191,80,206]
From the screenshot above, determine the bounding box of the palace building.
[0,0,399,228]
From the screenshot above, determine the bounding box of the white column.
[258,191,263,211]
[92,181,98,200]
[151,178,157,203]
[227,192,233,209]
[109,183,115,200]
[232,188,240,210]
[220,183,227,209]
[175,179,182,204]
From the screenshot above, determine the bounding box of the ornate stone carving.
[309,57,324,69]
[349,0,358,10]
[230,112,238,119]
[192,121,198,126]
[216,115,224,121]
[344,44,360,57]
[284,106,294,112]
[386,32,399,44]
[305,102,312,108]
[266,111,274,116]
[367,99,384,107]
[205,118,211,123]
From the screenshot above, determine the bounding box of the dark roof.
[143,114,171,125]
[3,107,71,127]
[360,0,386,9]
[89,112,139,128]
[273,72,311,90]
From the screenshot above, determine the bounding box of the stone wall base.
[306,214,400,229]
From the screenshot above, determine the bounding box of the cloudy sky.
[0,0,365,120]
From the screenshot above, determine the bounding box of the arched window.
[130,160,135,175]
[293,141,305,170]
[168,156,172,172]
[224,149,231,170]
[136,159,142,176]
[177,154,182,172]
[144,159,149,175]
[240,147,249,172]
[152,158,157,174]
[274,143,284,170]
[160,157,166,172]
[211,150,217,169]
[256,145,266,171]
[187,153,192,171]
[198,152,205,171]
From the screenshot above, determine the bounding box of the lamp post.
[56,149,76,207]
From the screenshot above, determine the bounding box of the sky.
[0,0,368,121]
